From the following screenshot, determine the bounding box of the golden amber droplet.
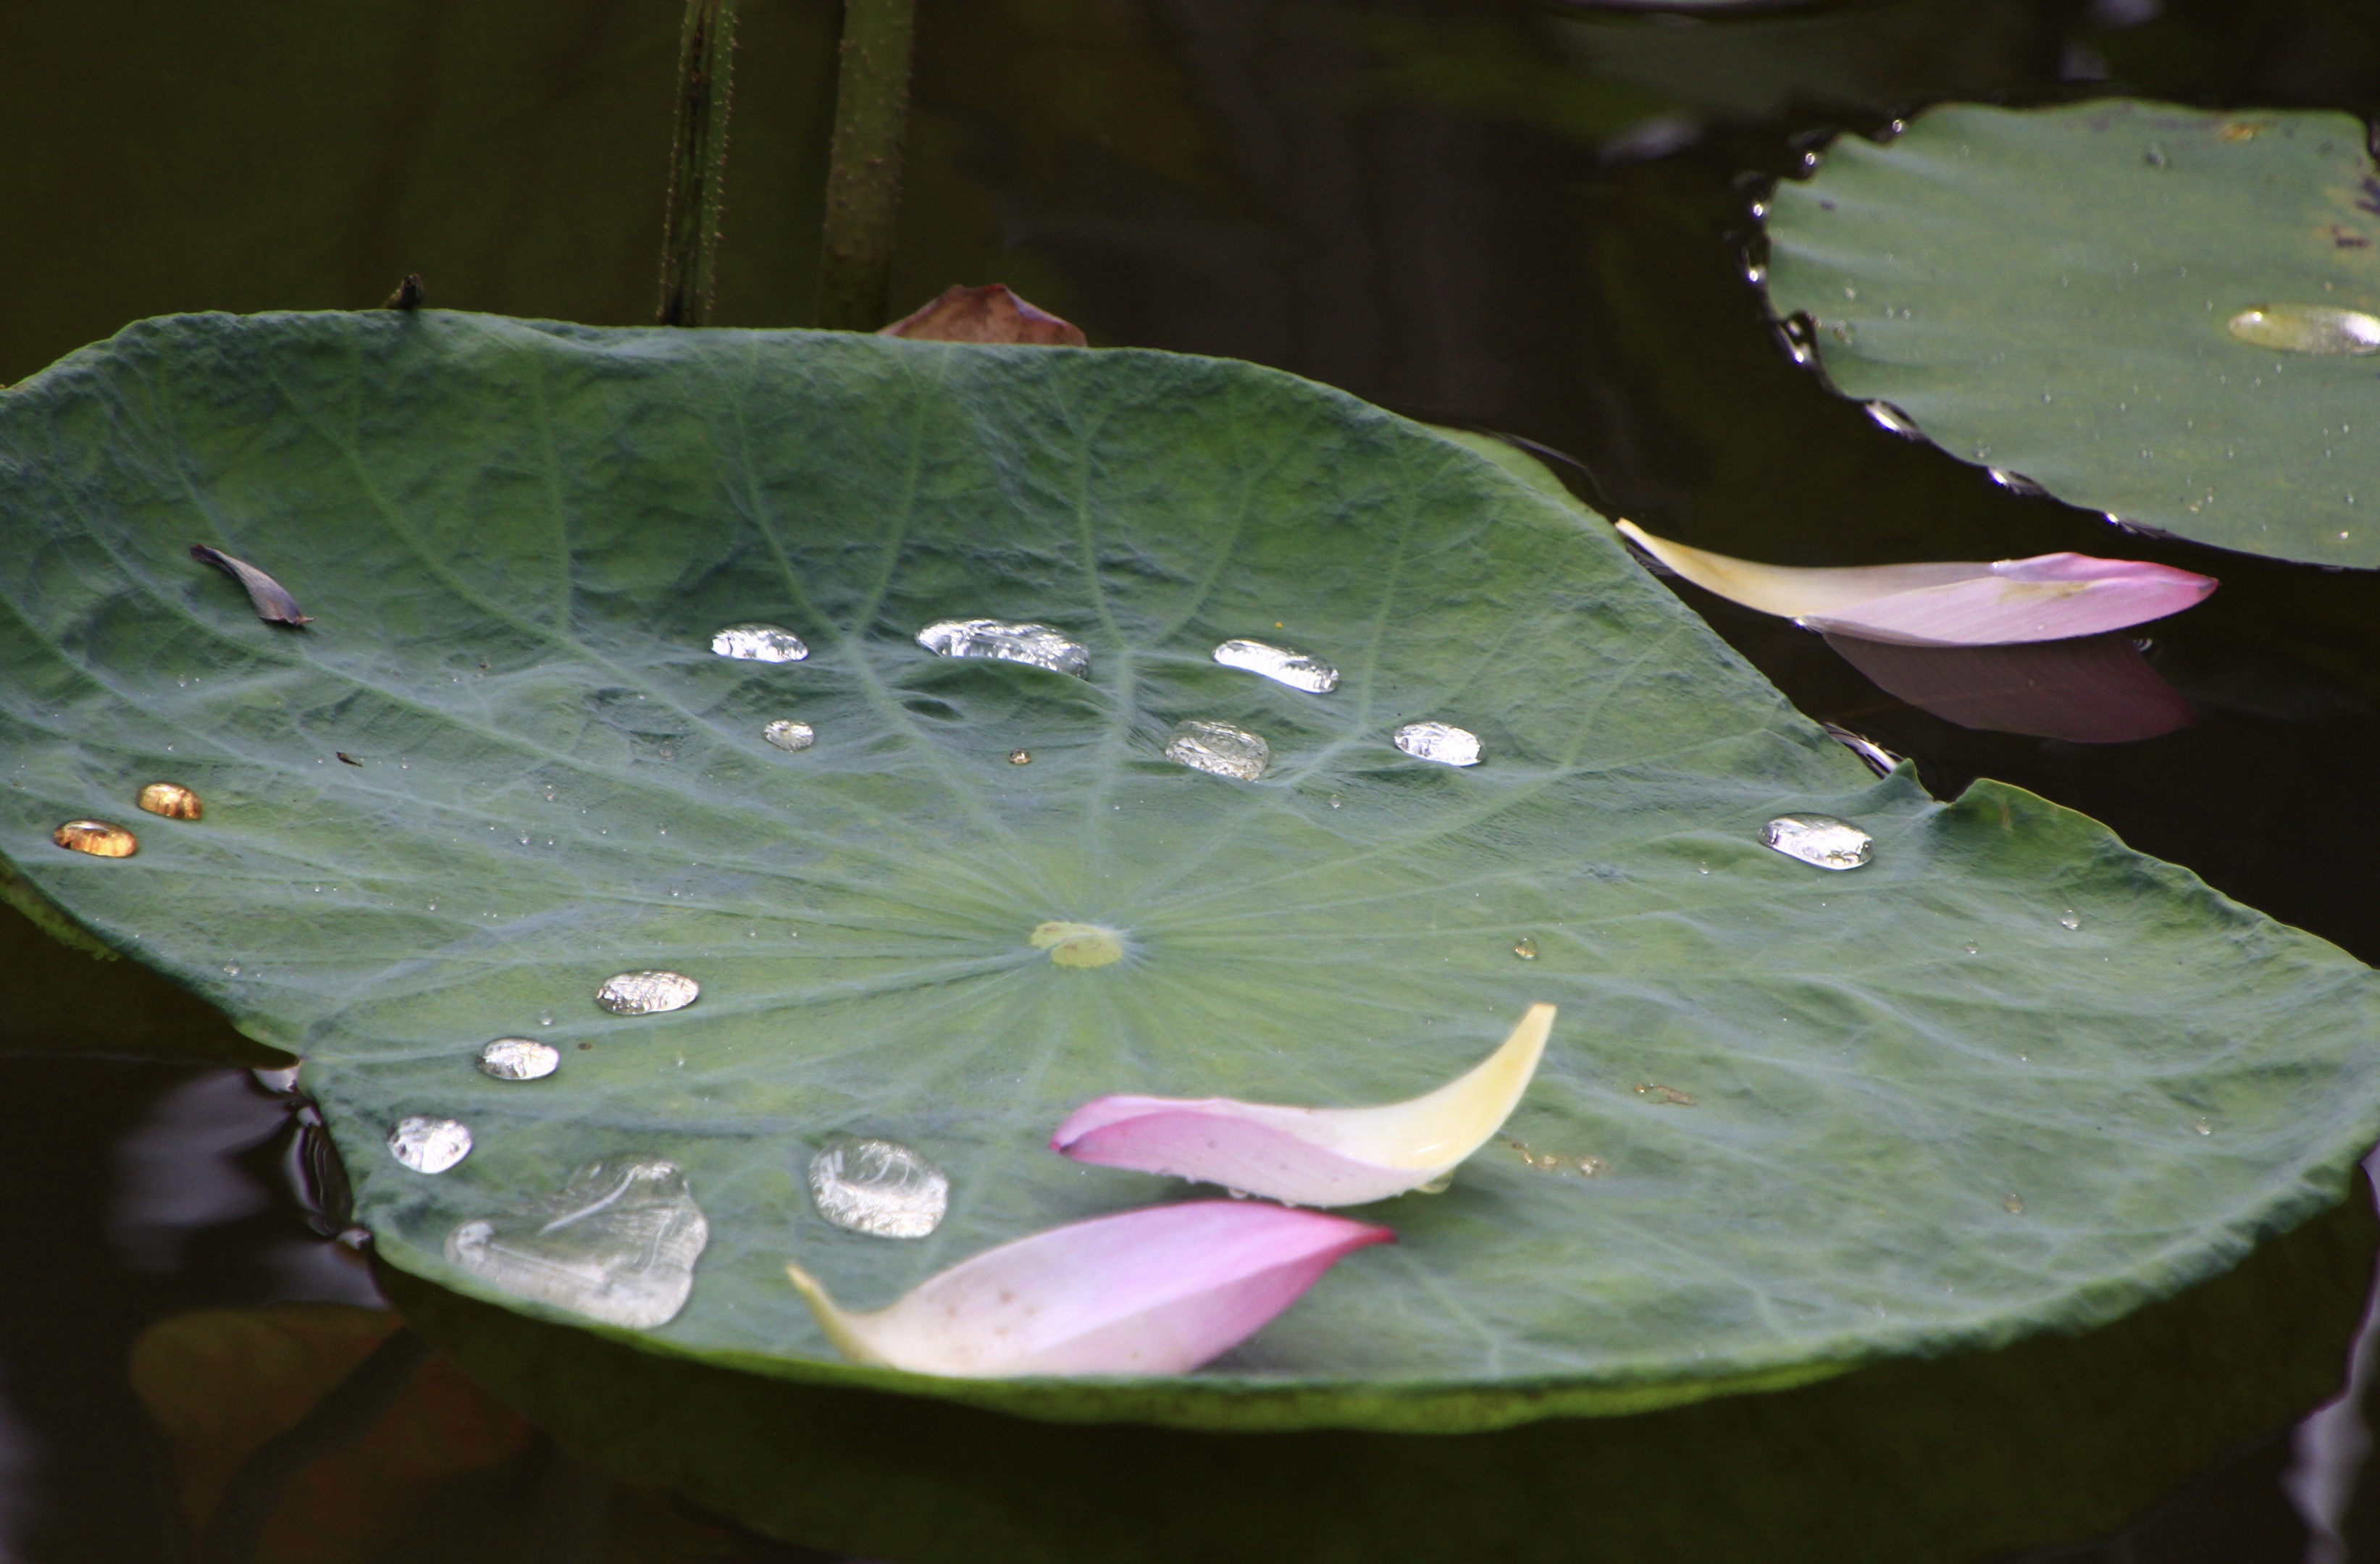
[54,820,138,857]
[137,782,203,820]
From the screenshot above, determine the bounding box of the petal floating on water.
[1051,1003,1555,1206]
[190,544,312,626]
[1614,522,2215,646]
[784,1201,1391,1377]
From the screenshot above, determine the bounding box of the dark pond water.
[5,0,2380,1557]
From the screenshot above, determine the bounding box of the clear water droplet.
[1211,638,1338,693]
[915,618,1089,677]
[808,1140,950,1239]
[1164,719,1270,781]
[763,719,816,752]
[1393,722,1482,768]
[387,1115,473,1174]
[445,1157,708,1328]
[1633,1082,1698,1106]
[2192,1118,2214,1135]
[1864,401,1921,438]
[1007,748,1031,766]
[1328,794,1344,808]
[1414,1172,1454,1195]
[2058,910,2082,930]
[538,1012,556,1027]
[53,820,137,857]
[595,970,700,1017]
[1225,1187,1252,1200]
[1512,936,1538,960]
[711,623,809,663]
[2225,304,2380,356]
[1962,942,1979,956]
[136,782,203,820]
[2003,1193,2026,1214]
[222,962,242,976]
[1761,815,1873,870]
[478,1037,561,1081]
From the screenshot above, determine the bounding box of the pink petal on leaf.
[785,1201,1391,1378]
[1052,1004,1556,1207]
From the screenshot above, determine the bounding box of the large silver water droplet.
[445,1156,708,1329]
[1864,401,1923,438]
[388,1115,473,1173]
[596,970,700,1016]
[808,1139,950,1239]
[477,1038,560,1081]
[1760,814,1874,870]
[2226,304,2380,356]
[915,618,1089,677]
[1211,638,1338,693]
[762,719,816,752]
[1165,719,1270,781]
[711,623,810,663]
[1393,721,1482,768]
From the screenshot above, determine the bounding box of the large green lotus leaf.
[1764,98,2380,568]
[1,311,2376,1434]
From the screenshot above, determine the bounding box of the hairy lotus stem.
[656,0,739,327]
[815,0,919,329]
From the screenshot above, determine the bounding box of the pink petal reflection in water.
[1824,633,2194,744]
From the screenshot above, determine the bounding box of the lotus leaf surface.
[1766,99,2380,568]
[1,312,2375,1433]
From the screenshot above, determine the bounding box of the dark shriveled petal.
[191,544,312,626]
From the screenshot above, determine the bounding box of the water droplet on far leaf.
[2225,304,2380,356]
[53,820,137,857]
[763,719,816,752]
[136,783,203,820]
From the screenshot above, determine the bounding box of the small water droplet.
[446,1157,707,1328]
[1761,815,1873,870]
[915,618,1089,677]
[2058,910,2082,930]
[1393,721,1483,768]
[1512,936,1538,960]
[2225,304,2380,356]
[54,819,138,857]
[1225,1187,1252,1200]
[1030,920,1126,969]
[1864,401,1922,438]
[1008,748,1031,765]
[1633,1082,1698,1106]
[387,1116,472,1174]
[809,1140,950,1238]
[477,1037,561,1081]
[1211,638,1338,693]
[763,719,816,752]
[1962,942,1979,957]
[222,962,242,976]
[1165,719,1270,781]
[538,1012,556,1027]
[2193,1118,2214,1135]
[1328,794,1344,808]
[1696,862,1710,875]
[136,783,203,820]
[711,623,810,663]
[1414,1172,1454,1195]
[2003,1193,2026,1214]
[595,970,700,1017]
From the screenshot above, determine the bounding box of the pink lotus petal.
[1614,521,2216,647]
[785,1201,1391,1377]
[1052,1004,1556,1207]
[1796,554,2218,647]
[1825,632,2194,744]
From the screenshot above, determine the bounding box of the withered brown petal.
[880,285,1088,348]
[190,544,312,626]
